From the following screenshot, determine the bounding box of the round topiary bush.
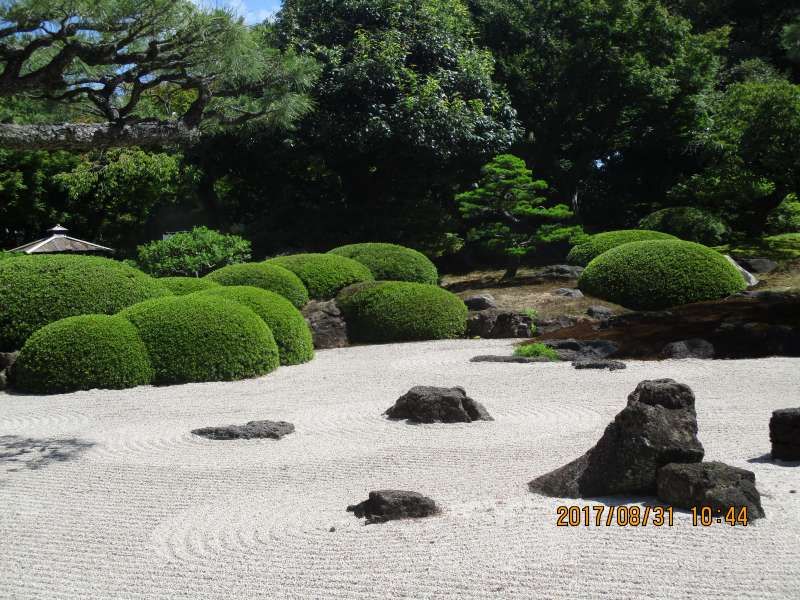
[338,281,467,343]
[0,254,171,352]
[578,240,747,310]
[765,194,800,234]
[265,253,374,300]
[328,243,438,284]
[117,295,279,384]
[566,230,677,266]
[204,262,309,308]
[11,315,153,394]
[638,207,730,245]
[197,286,314,366]
[158,276,221,296]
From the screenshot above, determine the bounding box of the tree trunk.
[0,121,200,151]
[502,256,520,280]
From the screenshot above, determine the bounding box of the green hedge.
[0,254,171,352]
[338,281,467,343]
[204,262,309,308]
[11,315,153,394]
[118,295,279,384]
[158,276,221,296]
[578,240,747,310]
[198,286,314,365]
[328,243,438,284]
[638,207,730,245]
[766,195,800,235]
[567,230,677,266]
[265,253,374,300]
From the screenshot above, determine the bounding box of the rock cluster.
[192,420,295,440]
[385,386,493,423]
[466,309,533,338]
[302,300,349,349]
[770,408,800,460]
[347,490,438,524]
[660,338,715,359]
[533,315,579,335]
[537,338,618,361]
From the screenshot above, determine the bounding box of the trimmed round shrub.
[11,315,153,394]
[158,276,221,296]
[204,262,309,308]
[338,281,467,343]
[0,251,12,261]
[197,286,314,365]
[578,240,747,310]
[118,295,279,384]
[567,230,677,266]
[328,243,438,284]
[638,207,730,245]
[265,253,374,300]
[765,194,800,234]
[0,254,171,352]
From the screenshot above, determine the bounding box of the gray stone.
[533,315,578,335]
[770,408,800,460]
[657,462,765,520]
[466,309,533,338]
[538,338,618,361]
[572,359,627,371]
[347,490,438,523]
[385,386,493,423]
[529,379,704,498]
[0,370,6,391]
[724,255,758,287]
[586,305,614,319]
[660,338,715,359]
[0,351,18,372]
[540,265,584,279]
[552,287,584,299]
[192,420,295,440]
[302,300,348,349]
[736,257,778,274]
[463,294,497,310]
[470,355,556,363]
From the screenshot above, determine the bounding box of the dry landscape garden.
[1,0,799,598]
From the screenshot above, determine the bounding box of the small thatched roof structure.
[9,225,113,255]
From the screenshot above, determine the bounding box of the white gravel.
[1,339,799,599]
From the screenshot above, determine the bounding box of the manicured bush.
[0,251,12,261]
[11,315,153,394]
[0,254,171,352]
[338,281,467,343]
[198,286,314,365]
[265,253,374,300]
[204,262,309,308]
[118,295,279,384]
[766,194,800,234]
[578,240,747,310]
[714,233,800,260]
[328,242,438,284]
[566,229,677,266]
[513,343,560,360]
[158,276,221,296]
[638,207,730,245]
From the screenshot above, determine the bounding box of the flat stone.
[192,420,295,440]
[552,287,584,298]
[586,305,614,319]
[466,310,533,338]
[385,386,493,423]
[724,255,758,287]
[770,408,800,460]
[736,257,778,274]
[657,462,765,520]
[572,359,626,371]
[347,490,438,523]
[302,300,348,349]
[540,265,584,279]
[470,355,556,363]
[660,338,715,359]
[463,294,497,310]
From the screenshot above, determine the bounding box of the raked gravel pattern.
[1,339,799,599]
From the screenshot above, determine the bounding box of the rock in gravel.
[586,305,614,319]
[385,386,493,423]
[553,287,584,299]
[0,370,6,391]
[463,293,497,310]
[572,359,626,371]
[736,257,778,274]
[0,351,18,372]
[466,309,533,338]
[347,490,439,523]
[660,338,715,359]
[470,355,556,363]
[538,338,618,361]
[302,300,348,349]
[529,379,704,498]
[770,408,800,460]
[724,255,758,287]
[657,462,765,520]
[192,420,295,440]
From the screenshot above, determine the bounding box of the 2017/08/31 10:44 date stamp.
[556,505,750,527]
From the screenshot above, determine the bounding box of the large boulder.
[660,338,715,359]
[529,379,704,498]
[724,255,758,287]
[192,420,295,440]
[538,338,618,361]
[770,408,800,460]
[656,462,765,520]
[463,293,497,310]
[586,305,614,320]
[736,257,778,274]
[385,386,493,423]
[552,287,584,299]
[466,309,533,338]
[347,490,438,523]
[301,299,349,349]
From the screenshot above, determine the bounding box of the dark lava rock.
[770,408,800,460]
[302,300,348,349]
[0,351,18,372]
[540,265,584,280]
[660,338,715,359]
[463,293,497,310]
[657,462,765,520]
[715,321,800,357]
[470,355,556,363]
[572,359,627,371]
[533,315,579,335]
[385,386,493,423]
[192,420,295,440]
[529,379,704,498]
[347,490,439,523]
[538,338,618,361]
[466,309,533,338]
[736,257,778,274]
[586,305,614,320]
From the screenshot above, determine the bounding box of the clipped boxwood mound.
[11,315,153,394]
[567,229,677,266]
[204,262,309,308]
[578,240,747,311]
[265,253,374,300]
[0,254,171,352]
[338,281,467,343]
[328,243,438,284]
[766,194,800,235]
[158,276,221,296]
[118,295,279,384]
[638,206,730,245]
[197,286,313,365]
